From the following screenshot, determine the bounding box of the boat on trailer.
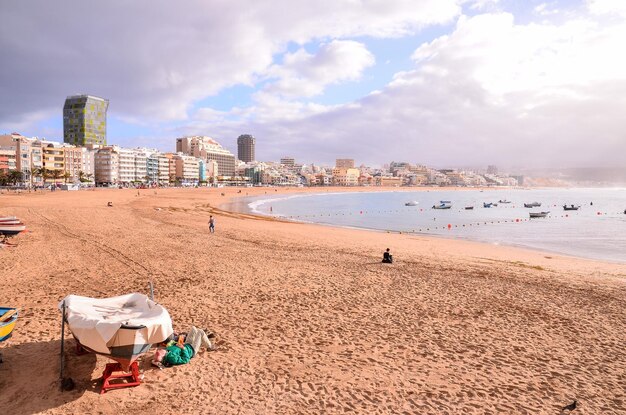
[529,211,550,218]
[59,293,173,370]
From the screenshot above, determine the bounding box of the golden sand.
[0,187,625,414]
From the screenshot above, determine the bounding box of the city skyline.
[1,1,626,168]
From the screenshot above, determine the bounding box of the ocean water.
[230,188,626,263]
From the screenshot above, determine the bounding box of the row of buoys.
[284,208,625,220]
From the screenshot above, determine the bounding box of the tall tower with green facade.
[63,95,109,146]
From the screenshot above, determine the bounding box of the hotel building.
[176,136,236,177]
[237,134,255,163]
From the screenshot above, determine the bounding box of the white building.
[95,146,120,185]
[173,153,200,184]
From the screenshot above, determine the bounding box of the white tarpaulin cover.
[59,293,173,355]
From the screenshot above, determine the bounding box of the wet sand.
[0,187,625,414]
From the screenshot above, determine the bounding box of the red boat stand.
[100,362,141,394]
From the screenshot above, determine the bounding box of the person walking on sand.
[208,215,215,233]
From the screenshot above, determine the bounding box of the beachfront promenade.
[1,187,625,414]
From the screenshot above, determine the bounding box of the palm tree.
[51,169,62,186]
[8,170,24,186]
[32,167,51,187]
[62,171,72,184]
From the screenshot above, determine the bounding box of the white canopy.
[59,293,173,355]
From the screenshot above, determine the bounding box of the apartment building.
[0,149,15,174]
[173,153,200,184]
[94,146,120,185]
[63,145,84,181]
[42,143,65,176]
[157,154,171,184]
[176,136,236,177]
[332,167,359,186]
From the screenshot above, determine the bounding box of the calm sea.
[227,188,626,263]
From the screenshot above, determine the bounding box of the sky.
[1,0,625,169]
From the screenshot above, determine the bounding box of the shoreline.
[217,186,626,267]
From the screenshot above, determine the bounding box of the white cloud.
[264,40,375,98]
[191,11,626,168]
[0,0,460,128]
[587,0,626,16]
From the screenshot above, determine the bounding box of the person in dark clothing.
[382,248,393,263]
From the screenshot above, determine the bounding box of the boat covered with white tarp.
[59,293,173,369]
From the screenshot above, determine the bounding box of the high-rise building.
[336,159,355,169]
[63,95,109,146]
[176,136,236,177]
[237,134,256,163]
[280,157,295,167]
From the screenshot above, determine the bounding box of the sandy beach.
[1,187,625,414]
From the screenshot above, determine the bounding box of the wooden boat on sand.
[59,293,173,370]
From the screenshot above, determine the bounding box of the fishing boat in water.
[498,199,511,203]
[464,206,474,210]
[59,293,173,370]
[524,202,541,208]
[483,202,498,208]
[404,201,419,206]
[432,201,452,209]
[563,205,580,211]
[529,211,550,218]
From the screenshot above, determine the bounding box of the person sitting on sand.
[382,248,393,264]
[152,326,215,367]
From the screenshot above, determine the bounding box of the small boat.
[0,216,18,222]
[529,211,550,218]
[432,201,452,209]
[498,200,511,204]
[563,205,580,211]
[0,307,18,342]
[483,202,493,208]
[524,202,541,208]
[404,201,419,206]
[0,223,26,237]
[464,206,474,210]
[59,293,173,370]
